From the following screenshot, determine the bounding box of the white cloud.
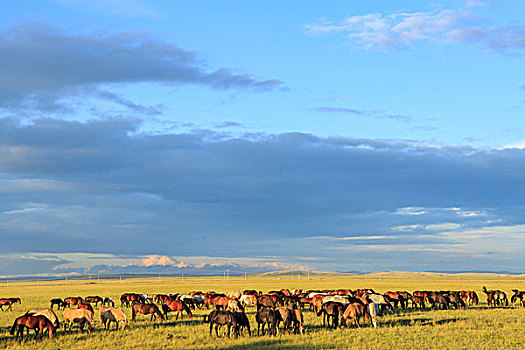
[396,207,427,215]
[304,4,524,54]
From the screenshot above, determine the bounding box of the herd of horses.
[4,285,523,340]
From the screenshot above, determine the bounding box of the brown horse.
[341,302,369,328]
[120,293,144,307]
[10,314,56,339]
[132,302,165,322]
[64,296,83,307]
[78,300,95,315]
[162,300,193,320]
[85,296,103,306]
[482,286,508,307]
[101,308,128,330]
[213,296,235,310]
[0,298,20,311]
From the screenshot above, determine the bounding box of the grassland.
[1,273,525,349]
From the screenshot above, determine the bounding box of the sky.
[0,0,524,276]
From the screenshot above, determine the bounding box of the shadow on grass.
[217,338,321,350]
[381,317,464,327]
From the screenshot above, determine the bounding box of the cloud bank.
[1,116,525,273]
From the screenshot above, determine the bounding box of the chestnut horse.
[64,297,83,308]
[78,300,94,315]
[10,314,56,339]
[162,300,193,320]
[85,296,103,306]
[132,302,165,322]
[482,286,508,307]
[0,298,20,311]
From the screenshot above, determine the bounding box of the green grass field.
[1,273,525,349]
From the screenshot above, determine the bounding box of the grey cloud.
[1,117,525,271]
[0,23,285,113]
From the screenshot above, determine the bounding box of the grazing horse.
[232,311,251,337]
[256,295,277,311]
[276,307,294,334]
[341,303,369,328]
[411,295,426,310]
[511,290,525,307]
[85,296,103,306]
[206,310,237,338]
[78,300,94,315]
[102,297,115,307]
[26,309,60,329]
[363,293,394,315]
[212,296,235,310]
[0,298,20,311]
[482,286,508,307]
[384,291,409,309]
[10,314,56,339]
[64,296,83,308]
[468,291,479,306]
[447,293,466,310]
[101,308,128,330]
[255,307,278,336]
[317,301,345,329]
[162,300,193,320]
[120,293,143,307]
[240,294,257,307]
[50,298,67,310]
[132,302,165,322]
[63,308,95,333]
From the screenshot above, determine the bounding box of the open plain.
[1,273,525,349]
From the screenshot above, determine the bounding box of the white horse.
[322,295,351,305]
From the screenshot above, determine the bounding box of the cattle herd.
[4,285,524,340]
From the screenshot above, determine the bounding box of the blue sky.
[0,0,524,276]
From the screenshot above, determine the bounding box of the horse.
[232,311,251,337]
[26,309,60,328]
[50,298,67,310]
[120,293,143,307]
[227,290,242,299]
[482,286,508,307]
[132,302,165,322]
[240,294,257,307]
[0,298,20,311]
[447,293,466,310]
[85,296,103,306]
[64,296,83,307]
[317,301,345,329]
[205,310,237,338]
[276,307,293,334]
[290,306,304,334]
[384,291,409,309]
[63,308,95,333]
[78,300,95,315]
[362,293,394,315]
[255,307,278,336]
[256,295,277,311]
[102,297,115,307]
[411,295,426,310]
[161,300,193,320]
[341,303,369,328]
[101,308,128,330]
[511,290,525,307]
[212,296,235,310]
[10,314,56,339]
[226,299,244,312]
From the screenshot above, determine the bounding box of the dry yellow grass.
[1,273,525,349]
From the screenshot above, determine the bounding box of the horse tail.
[482,286,488,294]
[182,301,193,318]
[131,305,136,320]
[10,317,18,335]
